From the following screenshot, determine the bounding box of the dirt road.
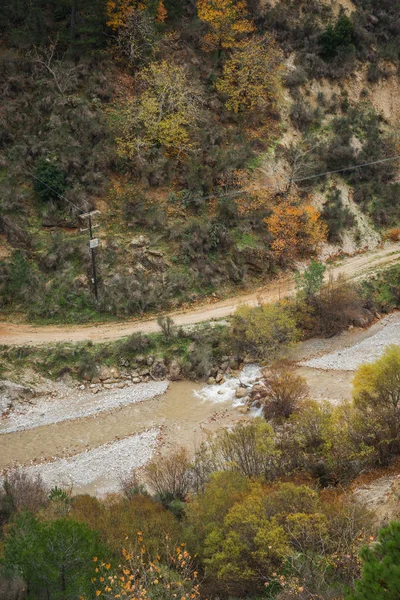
[1,243,399,346]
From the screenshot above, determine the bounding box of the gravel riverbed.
[0,381,168,434]
[24,428,160,496]
[300,313,400,371]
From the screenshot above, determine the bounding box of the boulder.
[169,360,182,381]
[151,359,167,380]
[207,377,216,385]
[130,235,149,248]
[353,308,374,328]
[235,386,248,399]
[0,380,35,415]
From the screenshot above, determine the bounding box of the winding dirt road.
[1,243,399,347]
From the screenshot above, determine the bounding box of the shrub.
[143,447,192,501]
[157,315,176,342]
[361,264,400,313]
[387,227,400,242]
[210,419,278,479]
[321,188,356,243]
[295,260,326,300]
[0,471,49,526]
[311,275,364,337]
[229,301,301,359]
[320,15,355,61]
[352,345,400,465]
[262,364,309,421]
[33,160,67,204]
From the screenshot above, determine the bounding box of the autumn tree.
[216,35,284,117]
[230,301,301,359]
[265,195,327,265]
[114,60,204,162]
[106,0,167,30]
[197,0,254,53]
[352,345,400,464]
[143,447,192,501]
[262,364,309,421]
[93,537,201,600]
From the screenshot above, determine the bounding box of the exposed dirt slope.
[1,243,399,347]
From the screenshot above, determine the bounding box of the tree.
[94,537,201,600]
[216,35,284,116]
[203,483,289,596]
[320,15,355,61]
[143,447,192,501]
[352,345,400,464]
[197,0,254,53]
[265,196,327,266]
[295,260,326,300]
[230,301,301,359]
[33,159,67,204]
[262,365,309,421]
[114,60,204,162]
[347,521,400,600]
[2,513,103,599]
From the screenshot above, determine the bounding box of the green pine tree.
[347,521,400,600]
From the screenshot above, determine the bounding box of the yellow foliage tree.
[107,0,167,30]
[114,60,204,161]
[106,0,146,30]
[197,0,254,52]
[265,196,327,265]
[216,35,284,115]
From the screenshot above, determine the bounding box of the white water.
[195,364,262,406]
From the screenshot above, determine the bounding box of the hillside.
[0,0,399,323]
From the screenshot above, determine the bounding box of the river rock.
[215,372,224,384]
[147,355,154,367]
[151,359,167,380]
[235,386,248,399]
[252,382,267,394]
[207,377,216,385]
[132,377,141,384]
[169,360,182,381]
[237,406,249,414]
[98,366,113,381]
[0,380,35,415]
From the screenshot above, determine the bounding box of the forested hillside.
[1,0,399,322]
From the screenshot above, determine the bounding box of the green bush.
[320,16,355,61]
[33,160,67,204]
[321,188,356,243]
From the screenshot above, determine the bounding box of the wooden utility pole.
[80,210,100,301]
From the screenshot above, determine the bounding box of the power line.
[291,154,400,183]
[192,153,400,203]
[26,169,84,214]
[26,168,101,301]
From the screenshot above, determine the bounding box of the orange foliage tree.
[106,0,167,30]
[197,0,254,53]
[265,196,328,265]
[90,537,201,599]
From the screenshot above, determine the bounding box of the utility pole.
[80,210,101,301]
